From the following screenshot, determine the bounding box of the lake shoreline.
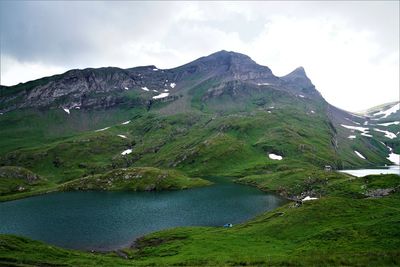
[0,176,285,251]
[2,167,398,253]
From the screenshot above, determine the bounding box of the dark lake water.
[0,177,285,251]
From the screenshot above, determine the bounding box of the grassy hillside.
[0,107,145,155]
[0,91,395,201]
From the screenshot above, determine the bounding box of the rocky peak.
[180,50,275,82]
[283,66,308,79]
[195,50,266,70]
[281,66,314,90]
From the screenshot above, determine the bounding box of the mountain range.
[1,50,398,168]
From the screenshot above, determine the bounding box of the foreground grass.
[128,196,400,266]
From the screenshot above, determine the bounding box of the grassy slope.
[0,107,145,155]
[1,174,399,266]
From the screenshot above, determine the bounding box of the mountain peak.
[208,50,252,59]
[193,50,255,66]
[281,66,314,90]
[182,50,274,81]
[286,66,307,77]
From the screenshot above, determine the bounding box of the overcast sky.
[0,1,398,112]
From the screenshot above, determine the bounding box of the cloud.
[0,1,398,111]
[243,16,399,111]
[1,55,66,86]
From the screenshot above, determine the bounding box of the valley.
[0,51,399,266]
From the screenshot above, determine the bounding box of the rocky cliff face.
[0,50,323,113]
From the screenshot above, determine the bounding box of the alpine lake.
[0,176,286,251]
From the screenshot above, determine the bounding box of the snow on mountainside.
[362,101,400,120]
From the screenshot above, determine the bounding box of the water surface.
[339,165,400,177]
[0,177,285,251]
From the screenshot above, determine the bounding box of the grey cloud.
[0,1,178,66]
[1,1,398,67]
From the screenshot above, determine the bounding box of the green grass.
[0,235,132,267]
[0,107,145,155]
[59,167,211,192]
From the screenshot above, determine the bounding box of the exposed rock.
[365,188,394,198]
[0,166,40,183]
[0,50,323,113]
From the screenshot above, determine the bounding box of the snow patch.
[257,82,270,86]
[269,153,283,160]
[121,120,130,125]
[152,92,169,99]
[310,110,315,114]
[341,124,369,133]
[363,121,368,125]
[348,135,356,139]
[378,121,400,126]
[124,87,129,90]
[152,68,158,71]
[302,196,318,201]
[387,146,400,165]
[153,90,158,92]
[141,87,149,91]
[95,127,110,132]
[62,108,70,115]
[373,103,400,118]
[341,124,373,137]
[299,94,305,98]
[121,149,132,155]
[117,134,127,139]
[170,82,176,88]
[373,128,397,139]
[354,150,366,159]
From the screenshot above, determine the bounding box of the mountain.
[0,50,399,197]
[0,51,319,113]
[1,50,400,266]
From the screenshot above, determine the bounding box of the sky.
[0,1,398,112]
